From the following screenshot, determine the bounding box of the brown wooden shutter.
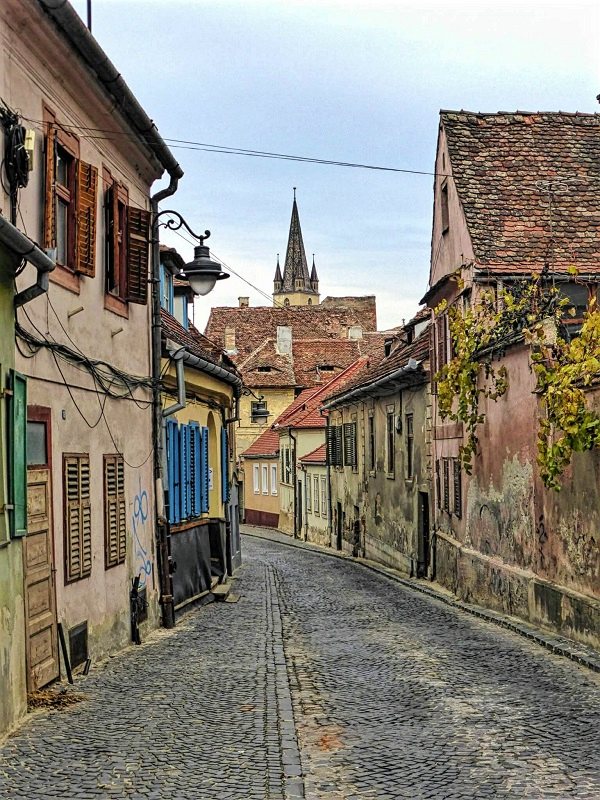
[43,125,57,251]
[64,455,92,583]
[75,160,98,276]
[126,206,151,304]
[104,455,126,568]
[453,459,462,518]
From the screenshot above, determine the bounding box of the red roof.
[300,444,326,464]
[241,427,280,458]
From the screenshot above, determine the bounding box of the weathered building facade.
[425,111,600,648]
[325,315,432,572]
[159,249,243,612]
[1,0,182,717]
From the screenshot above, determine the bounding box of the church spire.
[273,190,320,306]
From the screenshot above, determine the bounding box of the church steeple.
[310,254,319,292]
[273,189,320,306]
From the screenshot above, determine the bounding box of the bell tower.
[272,189,320,306]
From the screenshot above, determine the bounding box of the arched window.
[307,298,312,305]
[284,298,290,307]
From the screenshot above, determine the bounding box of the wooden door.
[24,409,59,691]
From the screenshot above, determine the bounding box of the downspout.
[0,217,56,307]
[289,427,297,539]
[325,414,333,547]
[151,172,180,630]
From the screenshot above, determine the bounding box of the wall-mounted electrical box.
[24,129,35,171]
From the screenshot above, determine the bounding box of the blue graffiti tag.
[132,477,152,588]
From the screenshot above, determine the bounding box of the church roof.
[276,193,315,294]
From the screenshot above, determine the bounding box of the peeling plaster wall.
[434,343,600,648]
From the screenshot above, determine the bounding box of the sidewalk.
[242,524,600,674]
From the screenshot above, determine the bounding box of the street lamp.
[154,210,229,295]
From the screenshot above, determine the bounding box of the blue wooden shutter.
[190,422,201,516]
[201,426,209,513]
[180,423,191,519]
[166,418,180,524]
[221,426,230,504]
[9,371,27,538]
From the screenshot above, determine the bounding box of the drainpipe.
[289,427,297,539]
[325,414,333,547]
[151,172,180,630]
[0,217,56,307]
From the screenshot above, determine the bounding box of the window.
[443,459,450,513]
[64,454,92,583]
[436,460,441,509]
[270,464,278,496]
[453,459,462,518]
[165,420,209,524]
[306,475,312,511]
[6,371,27,541]
[405,414,414,479]
[343,422,357,468]
[44,119,97,280]
[284,447,291,484]
[262,464,269,495]
[368,413,375,472]
[160,265,174,313]
[103,170,151,305]
[441,179,449,233]
[320,477,327,518]
[436,315,449,373]
[257,366,272,373]
[314,476,320,514]
[104,455,126,569]
[386,408,395,476]
[326,425,344,467]
[253,464,260,494]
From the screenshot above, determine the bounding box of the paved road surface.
[1,531,599,799]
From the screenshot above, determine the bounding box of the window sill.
[49,264,80,294]
[104,293,130,318]
[386,472,395,480]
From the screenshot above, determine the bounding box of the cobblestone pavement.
[1,533,599,800]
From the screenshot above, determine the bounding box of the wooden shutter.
[442,458,450,513]
[104,455,126,568]
[76,160,98,276]
[8,371,27,538]
[221,427,230,504]
[180,423,191,519]
[453,459,462,518]
[334,426,343,466]
[166,419,180,524]
[326,426,335,466]
[189,423,201,516]
[435,460,441,509]
[43,125,57,251]
[201,426,209,513]
[64,454,92,583]
[343,423,356,467]
[126,206,150,304]
[436,316,446,371]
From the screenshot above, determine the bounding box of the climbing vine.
[435,275,600,487]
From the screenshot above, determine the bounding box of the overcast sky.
[72,0,600,332]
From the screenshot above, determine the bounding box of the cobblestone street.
[1,531,599,800]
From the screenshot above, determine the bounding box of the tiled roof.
[275,358,369,428]
[239,339,296,388]
[205,298,378,363]
[325,324,430,406]
[441,111,600,273]
[241,427,280,458]
[161,309,241,379]
[292,339,363,388]
[300,444,326,464]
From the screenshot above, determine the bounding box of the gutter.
[0,216,55,307]
[323,359,422,410]
[37,0,183,179]
[178,349,244,399]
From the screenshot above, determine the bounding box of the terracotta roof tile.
[241,427,280,458]
[300,444,327,464]
[161,309,241,379]
[441,111,600,274]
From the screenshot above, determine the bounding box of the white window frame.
[270,464,278,495]
[306,473,312,512]
[262,464,269,495]
[320,476,327,518]
[314,475,320,514]
[253,464,260,494]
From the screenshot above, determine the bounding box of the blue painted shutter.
[201,426,209,513]
[9,371,27,538]
[190,422,201,516]
[166,419,180,524]
[180,423,191,519]
[221,427,229,504]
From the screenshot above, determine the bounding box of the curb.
[242,526,600,674]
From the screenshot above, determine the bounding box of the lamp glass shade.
[188,274,218,296]
[183,243,229,297]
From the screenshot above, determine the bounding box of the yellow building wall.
[273,291,320,307]
[236,388,295,456]
[242,458,280,526]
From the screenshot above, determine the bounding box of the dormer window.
[257,366,272,373]
[318,365,335,372]
[295,278,303,290]
[159,265,174,314]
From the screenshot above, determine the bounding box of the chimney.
[224,326,237,354]
[276,325,292,355]
[238,296,249,308]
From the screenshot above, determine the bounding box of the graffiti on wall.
[132,476,153,589]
